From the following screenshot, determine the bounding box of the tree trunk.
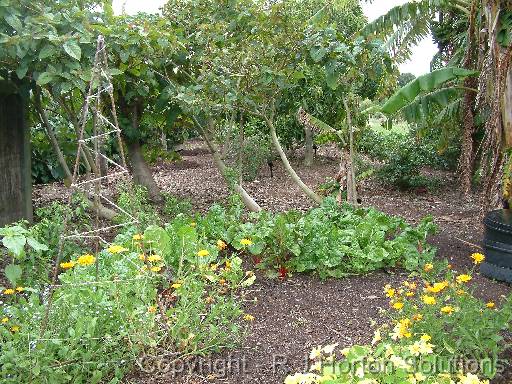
[265,115,323,205]
[195,118,262,212]
[304,123,314,167]
[342,97,358,205]
[126,140,163,204]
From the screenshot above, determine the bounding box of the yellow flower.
[132,234,144,241]
[309,346,322,360]
[107,245,128,254]
[150,266,162,273]
[424,263,434,272]
[171,283,182,289]
[471,252,485,265]
[225,260,232,271]
[404,281,417,290]
[138,254,146,261]
[422,295,436,305]
[412,313,423,321]
[147,254,162,262]
[190,222,196,227]
[77,254,96,266]
[420,334,431,342]
[456,274,472,284]
[240,238,253,246]
[426,281,449,293]
[59,261,75,269]
[197,249,210,257]
[210,263,218,271]
[217,239,227,250]
[392,302,404,310]
[243,314,255,321]
[486,302,495,309]
[371,330,382,345]
[385,288,396,298]
[456,289,466,295]
[406,291,415,297]
[148,306,157,313]
[1,317,8,324]
[10,325,20,333]
[3,289,15,295]
[15,287,24,293]
[440,305,455,315]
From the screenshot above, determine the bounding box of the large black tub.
[481,209,512,283]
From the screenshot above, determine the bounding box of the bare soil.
[34,140,512,384]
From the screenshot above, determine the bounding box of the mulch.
[33,140,512,384]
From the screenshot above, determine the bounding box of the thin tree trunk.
[304,123,314,167]
[342,97,358,205]
[124,100,163,204]
[126,140,163,203]
[195,118,261,212]
[264,115,323,204]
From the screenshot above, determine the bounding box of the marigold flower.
[392,302,404,310]
[420,334,431,342]
[147,254,162,262]
[385,288,396,298]
[138,254,146,261]
[471,252,485,265]
[15,287,24,293]
[77,254,96,266]
[107,245,128,254]
[3,289,15,295]
[406,292,415,297]
[243,314,255,321]
[422,295,436,305]
[309,346,322,360]
[426,281,449,293]
[197,249,210,257]
[225,260,232,271]
[424,263,434,272]
[217,239,227,250]
[440,305,454,315]
[132,234,144,241]
[148,306,157,313]
[1,317,8,323]
[60,261,75,269]
[150,266,162,273]
[456,274,472,284]
[240,238,253,246]
[486,302,495,309]
[10,325,20,333]
[171,283,182,289]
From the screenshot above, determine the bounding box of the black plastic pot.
[481,209,512,283]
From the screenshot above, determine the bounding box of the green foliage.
[197,198,436,279]
[0,212,255,383]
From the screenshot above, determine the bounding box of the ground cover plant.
[284,254,512,384]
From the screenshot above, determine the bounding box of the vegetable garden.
[1,1,512,383]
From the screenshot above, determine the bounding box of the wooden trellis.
[39,35,137,336]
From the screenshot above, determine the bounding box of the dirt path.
[117,141,511,384]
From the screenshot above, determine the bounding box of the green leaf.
[39,44,56,60]
[4,264,22,287]
[36,72,53,86]
[63,40,81,61]
[15,66,28,79]
[2,235,26,256]
[26,237,48,252]
[4,14,22,31]
[381,67,478,116]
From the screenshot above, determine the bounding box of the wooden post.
[0,81,32,226]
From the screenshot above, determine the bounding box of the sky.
[112,0,438,76]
